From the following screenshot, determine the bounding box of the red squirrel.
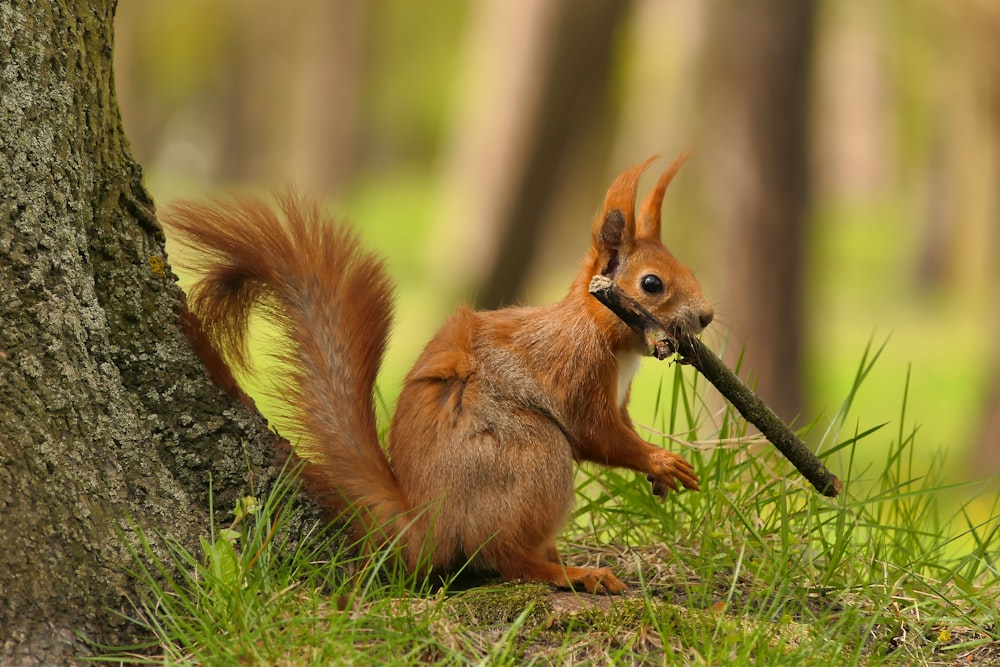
[165,153,713,594]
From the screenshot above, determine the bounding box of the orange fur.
[165,155,713,594]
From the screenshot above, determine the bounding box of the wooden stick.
[589,275,842,497]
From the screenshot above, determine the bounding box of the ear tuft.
[592,156,657,276]
[602,155,658,231]
[637,149,691,239]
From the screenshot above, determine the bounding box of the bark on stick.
[589,275,841,497]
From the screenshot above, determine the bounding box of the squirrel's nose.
[699,307,714,329]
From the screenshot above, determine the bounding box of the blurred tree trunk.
[975,364,1000,472]
[216,0,292,183]
[434,0,630,309]
[284,0,365,197]
[970,0,1000,475]
[698,0,816,423]
[215,0,364,193]
[0,2,283,662]
[112,0,169,167]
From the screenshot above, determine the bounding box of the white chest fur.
[614,350,642,407]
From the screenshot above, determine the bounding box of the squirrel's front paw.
[646,449,700,496]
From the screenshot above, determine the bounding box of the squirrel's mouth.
[648,315,709,361]
[667,308,710,338]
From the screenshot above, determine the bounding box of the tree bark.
[0,2,284,662]
[698,0,816,423]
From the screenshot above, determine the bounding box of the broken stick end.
[824,476,843,498]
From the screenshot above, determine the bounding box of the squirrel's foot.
[566,566,627,594]
[646,449,700,496]
[497,555,627,594]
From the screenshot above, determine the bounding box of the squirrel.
[165,152,714,594]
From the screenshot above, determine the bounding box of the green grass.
[97,343,1000,666]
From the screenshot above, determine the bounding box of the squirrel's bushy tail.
[165,194,408,537]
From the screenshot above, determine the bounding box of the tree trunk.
[970,2,1000,477]
[974,360,1000,473]
[433,0,630,310]
[697,0,816,423]
[284,0,366,197]
[214,0,296,184]
[0,2,283,662]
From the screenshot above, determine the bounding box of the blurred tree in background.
[440,0,630,310]
[697,0,816,423]
[115,1,1000,481]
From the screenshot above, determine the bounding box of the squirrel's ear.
[593,156,657,276]
[595,209,629,276]
[637,149,690,240]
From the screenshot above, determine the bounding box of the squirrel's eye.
[640,274,664,294]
